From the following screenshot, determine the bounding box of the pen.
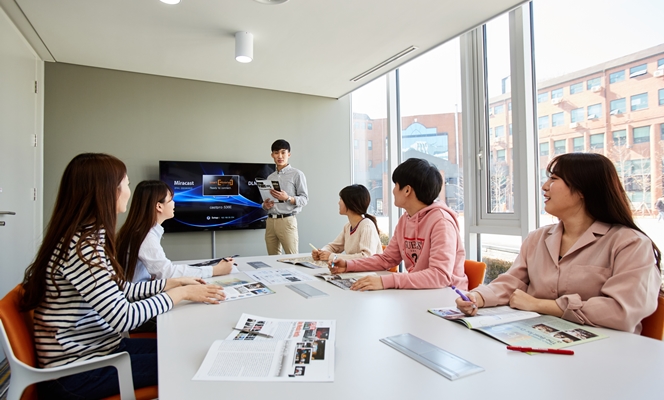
[309,243,319,251]
[331,254,337,269]
[451,285,476,309]
[507,346,574,355]
[222,254,240,266]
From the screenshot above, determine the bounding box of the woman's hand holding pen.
[213,259,234,276]
[455,291,484,316]
[316,250,332,261]
[328,257,347,274]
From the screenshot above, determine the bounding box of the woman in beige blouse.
[456,153,661,333]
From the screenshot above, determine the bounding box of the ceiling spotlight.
[160,0,181,4]
[235,32,253,63]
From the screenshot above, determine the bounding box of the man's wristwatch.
[288,196,293,204]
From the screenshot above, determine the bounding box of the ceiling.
[1,0,524,99]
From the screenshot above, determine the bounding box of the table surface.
[158,255,664,400]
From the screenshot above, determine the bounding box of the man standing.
[263,139,308,254]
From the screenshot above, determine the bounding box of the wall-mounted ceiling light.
[235,32,253,63]
[159,0,181,4]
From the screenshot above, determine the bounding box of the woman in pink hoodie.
[329,158,468,291]
[456,153,661,333]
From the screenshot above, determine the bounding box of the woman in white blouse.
[312,184,383,261]
[117,180,235,282]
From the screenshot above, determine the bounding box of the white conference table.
[158,254,664,400]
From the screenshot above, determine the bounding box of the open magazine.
[205,275,275,301]
[429,306,607,349]
[315,271,377,290]
[193,314,335,382]
[255,178,282,203]
[278,256,327,269]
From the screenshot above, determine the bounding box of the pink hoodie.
[346,202,468,290]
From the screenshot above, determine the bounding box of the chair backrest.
[641,293,664,341]
[381,245,398,273]
[463,260,487,290]
[0,284,38,400]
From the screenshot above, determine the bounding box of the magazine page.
[193,314,335,382]
[428,306,540,329]
[255,178,282,203]
[243,268,316,285]
[315,272,377,290]
[278,256,328,269]
[476,315,608,349]
[205,276,275,301]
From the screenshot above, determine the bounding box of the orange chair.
[382,244,399,273]
[0,284,158,400]
[641,293,664,341]
[463,260,487,290]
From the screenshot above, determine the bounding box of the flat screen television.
[159,161,276,233]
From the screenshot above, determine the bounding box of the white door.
[0,9,42,298]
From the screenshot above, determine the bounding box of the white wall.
[43,63,351,260]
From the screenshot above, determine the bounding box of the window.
[538,116,549,130]
[587,77,601,90]
[590,133,604,149]
[609,70,625,84]
[368,160,373,168]
[537,92,548,103]
[659,89,664,106]
[368,140,373,150]
[367,122,373,130]
[508,102,512,111]
[552,112,564,127]
[571,108,584,123]
[551,88,563,99]
[629,63,647,78]
[661,124,664,140]
[494,104,505,114]
[610,98,626,114]
[631,93,648,111]
[354,139,358,148]
[587,104,601,119]
[553,140,566,155]
[497,149,506,161]
[495,125,505,137]
[539,142,549,156]
[509,123,512,136]
[570,82,583,94]
[613,129,627,146]
[659,58,664,68]
[573,137,584,152]
[633,126,650,144]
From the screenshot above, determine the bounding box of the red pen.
[507,345,574,355]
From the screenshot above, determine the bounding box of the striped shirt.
[33,227,173,368]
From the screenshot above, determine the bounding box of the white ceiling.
[2,0,524,99]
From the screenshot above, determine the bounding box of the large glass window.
[351,76,388,233]
[539,142,549,156]
[573,137,584,152]
[570,82,583,94]
[538,116,549,130]
[537,92,548,103]
[629,63,647,78]
[553,140,566,154]
[609,70,625,84]
[570,108,584,123]
[398,39,464,214]
[551,88,563,99]
[587,77,601,90]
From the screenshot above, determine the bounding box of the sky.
[352,0,664,120]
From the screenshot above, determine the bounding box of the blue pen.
[451,285,470,301]
[331,254,337,269]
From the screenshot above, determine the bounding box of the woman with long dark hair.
[21,153,225,399]
[117,180,234,282]
[456,153,661,333]
[312,184,383,261]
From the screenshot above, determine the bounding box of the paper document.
[205,275,275,301]
[243,268,316,285]
[255,178,282,203]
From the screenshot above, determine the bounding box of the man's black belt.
[269,213,294,219]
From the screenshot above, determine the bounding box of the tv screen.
[159,161,276,232]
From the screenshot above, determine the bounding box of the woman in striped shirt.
[20,153,225,399]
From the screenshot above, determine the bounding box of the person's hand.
[212,259,234,276]
[328,258,347,274]
[456,292,484,316]
[263,198,274,210]
[509,289,538,312]
[311,250,320,260]
[165,276,205,290]
[270,189,289,202]
[350,275,384,291]
[317,250,332,261]
[166,284,225,304]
